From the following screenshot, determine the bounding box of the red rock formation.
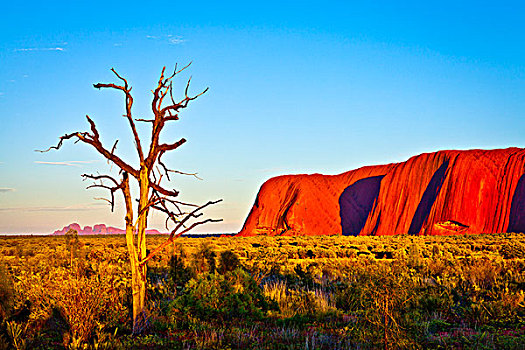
[238,148,525,236]
[53,223,164,235]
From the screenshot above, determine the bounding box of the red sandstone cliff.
[238,148,525,236]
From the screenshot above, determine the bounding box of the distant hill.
[53,223,233,237]
[239,148,525,236]
[53,223,165,235]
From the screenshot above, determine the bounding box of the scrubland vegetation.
[0,232,524,349]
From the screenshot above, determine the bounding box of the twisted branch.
[82,173,124,212]
[39,63,220,267]
[94,68,144,162]
[140,199,223,266]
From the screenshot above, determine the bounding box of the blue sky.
[0,1,524,234]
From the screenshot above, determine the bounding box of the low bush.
[170,268,269,326]
[1,233,524,348]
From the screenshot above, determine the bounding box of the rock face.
[238,148,525,236]
[53,223,164,235]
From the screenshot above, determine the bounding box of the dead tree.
[39,63,221,334]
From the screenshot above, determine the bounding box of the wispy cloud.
[14,47,65,52]
[0,203,102,212]
[35,160,98,167]
[146,34,186,45]
[0,188,15,193]
[168,35,186,45]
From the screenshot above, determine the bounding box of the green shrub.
[191,243,217,274]
[0,263,14,320]
[167,252,194,295]
[170,269,268,325]
[218,250,240,274]
[65,229,81,266]
[500,242,525,259]
[51,271,126,346]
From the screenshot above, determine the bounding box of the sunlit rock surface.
[239,148,525,236]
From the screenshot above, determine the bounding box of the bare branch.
[138,196,164,217]
[157,153,201,181]
[150,201,181,226]
[160,197,198,209]
[177,217,222,236]
[165,114,179,121]
[82,173,123,212]
[140,218,222,266]
[93,82,126,92]
[163,62,191,87]
[168,170,202,180]
[86,115,100,139]
[80,137,138,178]
[40,64,216,333]
[140,199,222,266]
[174,61,192,76]
[146,186,199,223]
[189,86,209,101]
[94,69,144,162]
[184,76,192,97]
[82,173,121,188]
[146,63,208,172]
[150,182,179,197]
[158,86,170,111]
[169,82,177,106]
[38,116,139,179]
[158,138,186,153]
[110,67,129,85]
[159,104,182,117]
[94,197,113,206]
[184,75,209,103]
[36,132,85,152]
[159,81,208,118]
[110,139,119,153]
[151,66,167,117]
[169,199,222,238]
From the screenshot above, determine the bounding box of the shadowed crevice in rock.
[508,174,525,233]
[339,176,384,236]
[371,211,381,236]
[408,160,449,235]
[277,187,299,233]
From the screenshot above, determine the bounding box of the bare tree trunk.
[130,255,147,334]
[133,168,150,333]
[122,172,148,334]
[126,229,148,334]
[41,65,221,335]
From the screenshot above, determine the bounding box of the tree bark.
[40,65,221,335]
[133,167,150,333]
[122,172,147,334]
[130,255,147,334]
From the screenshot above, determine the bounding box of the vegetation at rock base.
[0,233,524,349]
